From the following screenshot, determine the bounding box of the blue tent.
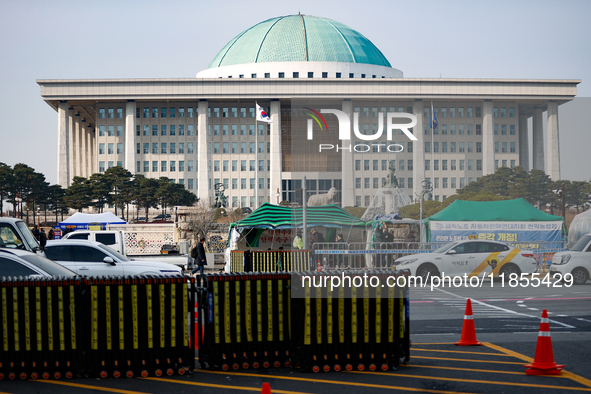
[58,212,126,231]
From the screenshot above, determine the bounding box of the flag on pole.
[430,102,438,129]
[256,103,273,123]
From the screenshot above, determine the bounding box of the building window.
[364,178,370,189]
[188,143,194,154]
[468,142,473,153]
[476,124,482,135]
[214,161,220,172]
[510,142,516,153]
[188,161,194,172]
[467,160,473,171]
[467,107,473,118]
[179,107,185,118]
[278,72,284,78]
[509,107,515,118]
[117,107,123,118]
[510,124,515,135]
[161,125,167,136]
[170,143,176,154]
[502,142,507,153]
[178,125,184,136]
[293,72,299,78]
[458,107,464,118]
[441,107,447,118]
[355,178,361,189]
[451,178,456,188]
[264,73,270,78]
[336,72,341,78]
[152,161,158,172]
[99,161,105,172]
[501,107,507,118]
[170,107,176,118]
[108,126,114,136]
[161,143,167,154]
[460,160,465,171]
[459,142,465,153]
[495,142,499,153]
[179,161,185,172]
[433,142,439,153]
[188,107,193,118]
[152,107,158,118]
[502,159,507,167]
[441,125,447,135]
[108,143,114,154]
[442,142,447,153]
[451,160,456,171]
[382,160,388,171]
[407,142,413,153]
[143,161,149,172]
[152,125,158,136]
[188,179,193,190]
[99,143,105,154]
[143,143,149,154]
[450,107,455,118]
[170,161,176,172]
[494,107,498,118]
[501,125,507,135]
[424,142,430,153]
[214,142,220,154]
[450,142,456,153]
[450,125,455,135]
[442,160,447,171]
[152,143,158,154]
[117,143,123,154]
[99,108,105,119]
[355,160,361,171]
[408,160,413,170]
[161,161,167,172]
[425,160,430,171]
[322,72,328,78]
[477,160,482,171]
[467,124,473,135]
[476,142,482,153]
[510,160,516,168]
[400,178,406,188]
[179,143,184,154]
[434,160,439,171]
[460,177,465,188]
[399,160,405,171]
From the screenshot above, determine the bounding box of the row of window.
[131,124,270,137]
[231,72,385,79]
[424,124,516,136]
[426,159,481,171]
[211,160,270,172]
[424,106,515,118]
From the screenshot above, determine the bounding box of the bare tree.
[187,200,216,240]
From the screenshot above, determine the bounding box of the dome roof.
[208,14,392,69]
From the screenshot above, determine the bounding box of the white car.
[394,240,538,280]
[44,240,182,277]
[0,248,77,278]
[551,233,591,285]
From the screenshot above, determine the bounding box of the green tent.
[230,203,369,229]
[424,198,565,243]
[426,198,563,222]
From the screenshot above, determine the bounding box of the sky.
[1,0,590,185]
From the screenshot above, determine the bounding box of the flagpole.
[255,102,258,210]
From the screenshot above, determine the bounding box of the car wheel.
[416,263,439,282]
[499,263,521,279]
[571,267,589,285]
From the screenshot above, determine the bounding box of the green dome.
[208,14,392,69]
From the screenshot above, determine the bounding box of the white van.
[62,230,125,255]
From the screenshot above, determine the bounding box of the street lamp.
[15,194,22,219]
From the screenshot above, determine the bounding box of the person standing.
[293,229,304,250]
[191,237,207,275]
[32,225,40,241]
[335,233,346,268]
[39,228,47,251]
[47,229,54,240]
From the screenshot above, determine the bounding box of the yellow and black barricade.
[0,275,191,381]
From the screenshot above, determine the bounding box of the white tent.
[568,209,591,246]
[58,212,126,231]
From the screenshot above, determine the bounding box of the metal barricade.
[229,250,311,272]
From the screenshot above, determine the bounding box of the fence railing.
[230,250,312,272]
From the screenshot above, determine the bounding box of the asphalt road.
[2,279,590,394]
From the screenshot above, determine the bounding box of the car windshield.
[570,235,591,252]
[97,243,130,261]
[433,242,459,254]
[20,253,77,277]
[16,221,40,250]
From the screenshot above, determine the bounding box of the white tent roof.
[60,212,126,224]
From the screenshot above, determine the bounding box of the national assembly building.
[38,14,579,209]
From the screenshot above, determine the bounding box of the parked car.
[551,233,591,285]
[44,240,182,276]
[152,214,172,222]
[0,248,77,278]
[62,230,125,255]
[394,240,538,280]
[0,217,42,253]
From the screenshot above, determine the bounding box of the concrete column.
[341,100,355,207]
[532,108,544,170]
[482,100,494,175]
[125,101,136,173]
[546,101,560,180]
[197,101,209,202]
[518,111,529,171]
[67,108,75,184]
[73,116,81,177]
[412,100,424,199]
[57,102,70,187]
[91,125,97,174]
[80,124,87,178]
[269,100,282,206]
[86,126,93,176]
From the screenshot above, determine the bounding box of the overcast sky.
[1,0,589,185]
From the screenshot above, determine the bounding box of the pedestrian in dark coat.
[191,238,207,275]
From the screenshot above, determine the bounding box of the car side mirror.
[103,256,116,266]
[447,250,457,255]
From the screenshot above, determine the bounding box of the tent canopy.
[425,198,563,222]
[230,203,369,229]
[59,212,126,225]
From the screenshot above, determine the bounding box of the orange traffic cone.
[523,309,565,375]
[455,299,482,346]
[261,382,272,394]
[316,259,322,272]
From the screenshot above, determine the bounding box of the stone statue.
[382,162,399,188]
[421,179,433,201]
[307,187,338,206]
[213,183,227,208]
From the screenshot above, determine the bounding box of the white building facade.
[39,15,579,208]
